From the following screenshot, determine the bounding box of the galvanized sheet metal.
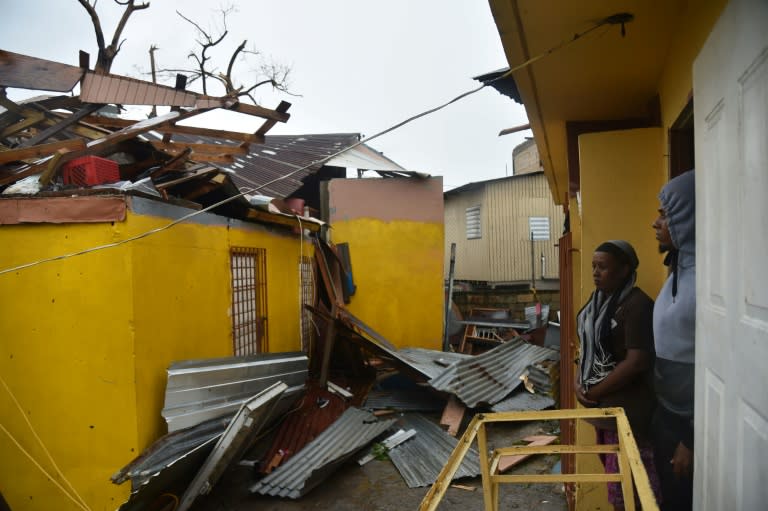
[162,352,308,432]
[178,382,288,511]
[397,348,472,380]
[363,388,445,412]
[388,413,481,488]
[428,339,558,408]
[491,390,555,412]
[145,132,405,198]
[250,407,395,498]
[112,415,230,489]
[443,171,565,282]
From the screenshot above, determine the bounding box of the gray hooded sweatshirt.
[653,170,695,447]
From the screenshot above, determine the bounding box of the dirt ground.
[196,416,568,511]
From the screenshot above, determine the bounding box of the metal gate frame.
[418,408,658,511]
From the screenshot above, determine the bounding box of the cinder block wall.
[452,288,560,322]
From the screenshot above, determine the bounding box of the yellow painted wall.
[658,0,728,159]
[0,200,311,510]
[0,222,136,511]
[327,177,444,350]
[331,218,444,350]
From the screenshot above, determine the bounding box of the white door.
[693,0,768,510]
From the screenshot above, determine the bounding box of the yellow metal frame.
[418,408,659,511]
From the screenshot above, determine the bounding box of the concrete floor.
[196,417,568,511]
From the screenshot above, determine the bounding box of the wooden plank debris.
[450,484,477,492]
[497,435,558,473]
[0,50,84,92]
[81,72,200,107]
[0,139,86,165]
[440,395,466,437]
[149,140,248,156]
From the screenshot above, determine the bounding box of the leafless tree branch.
[77,0,149,73]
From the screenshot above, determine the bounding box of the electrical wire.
[0,187,254,276]
[0,375,91,510]
[0,423,91,511]
[0,16,614,278]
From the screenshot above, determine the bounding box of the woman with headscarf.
[575,240,661,509]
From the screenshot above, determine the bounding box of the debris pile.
[108,234,560,508]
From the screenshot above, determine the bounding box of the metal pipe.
[443,243,456,352]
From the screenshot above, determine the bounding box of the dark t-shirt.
[597,287,657,440]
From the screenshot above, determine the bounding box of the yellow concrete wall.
[128,208,311,449]
[0,222,136,510]
[331,219,444,349]
[328,178,444,350]
[0,202,311,510]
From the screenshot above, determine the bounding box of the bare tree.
[77,0,150,73]
[154,7,295,102]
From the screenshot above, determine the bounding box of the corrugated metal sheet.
[258,386,348,471]
[162,352,308,432]
[178,382,288,511]
[117,435,218,511]
[364,388,445,412]
[443,172,565,282]
[336,309,438,380]
[443,186,488,281]
[112,415,230,488]
[388,413,481,488]
[491,390,555,412]
[397,348,472,380]
[486,172,564,281]
[145,132,406,198]
[250,408,395,498]
[428,338,558,408]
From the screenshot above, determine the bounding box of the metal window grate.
[231,247,268,355]
[528,216,550,241]
[299,255,316,352]
[466,205,481,239]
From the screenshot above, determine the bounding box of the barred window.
[299,255,316,352]
[230,247,268,355]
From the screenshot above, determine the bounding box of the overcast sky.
[3,1,530,190]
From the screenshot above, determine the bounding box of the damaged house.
[0,50,444,509]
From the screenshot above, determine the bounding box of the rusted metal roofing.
[388,413,481,488]
[258,385,348,471]
[162,352,308,432]
[146,132,406,198]
[428,339,558,408]
[250,407,395,498]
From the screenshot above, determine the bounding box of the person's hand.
[575,384,599,407]
[670,441,693,479]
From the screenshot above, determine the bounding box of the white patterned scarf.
[577,273,636,389]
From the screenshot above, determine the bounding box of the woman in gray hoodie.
[651,170,695,511]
